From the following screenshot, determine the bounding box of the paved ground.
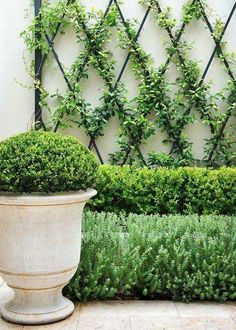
[0,280,235,329]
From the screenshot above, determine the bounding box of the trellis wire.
[34,0,236,164]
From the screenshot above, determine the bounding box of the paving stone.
[124,300,179,317]
[79,301,128,317]
[226,302,236,318]
[130,316,183,330]
[130,316,236,330]
[178,317,236,330]
[77,316,130,330]
[175,301,236,319]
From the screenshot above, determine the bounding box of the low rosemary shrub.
[66,211,236,302]
[0,131,98,193]
[89,165,236,215]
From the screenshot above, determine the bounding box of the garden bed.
[66,211,236,302]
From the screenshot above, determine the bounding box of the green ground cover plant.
[89,165,236,215]
[66,211,236,302]
[0,131,98,193]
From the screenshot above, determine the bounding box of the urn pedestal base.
[1,285,74,325]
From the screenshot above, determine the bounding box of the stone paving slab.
[0,282,235,329]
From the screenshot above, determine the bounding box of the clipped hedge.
[66,212,236,302]
[89,165,236,215]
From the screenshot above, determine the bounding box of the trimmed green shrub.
[0,131,98,193]
[89,165,236,215]
[66,212,236,302]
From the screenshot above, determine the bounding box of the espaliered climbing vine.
[22,0,236,167]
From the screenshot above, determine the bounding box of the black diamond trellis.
[33,0,236,166]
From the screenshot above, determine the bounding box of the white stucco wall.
[0,0,235,161]
[0,1,34,140]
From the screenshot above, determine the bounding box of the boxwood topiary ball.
[0,131,99,193]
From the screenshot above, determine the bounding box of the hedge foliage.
[89,165,236,215]
[66,212,236,302]
[0,131,98,193]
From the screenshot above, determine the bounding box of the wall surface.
[0,0,235,162]
[0,1,34,140]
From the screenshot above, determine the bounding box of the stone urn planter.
[0,131,98,325]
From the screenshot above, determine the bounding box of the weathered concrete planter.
[0,189,96,325]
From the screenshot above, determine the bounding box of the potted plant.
[0,131,98,325]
